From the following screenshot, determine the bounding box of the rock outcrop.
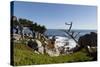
[78,32,97,47]
[78,32,97,60]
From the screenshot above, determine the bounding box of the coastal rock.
[13,34,21,41]
[78,32,97,47]
[35,39,44,54]
[27,39,38,51]
[27,39,44,54]
[78,32,97,60]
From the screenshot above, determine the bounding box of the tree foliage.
[12,16,47,35]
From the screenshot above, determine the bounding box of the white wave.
[54,36,77,49]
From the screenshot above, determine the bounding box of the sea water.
[44,29,97,40]
[44,29,97,48]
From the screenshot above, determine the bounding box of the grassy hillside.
[13,43,93,66]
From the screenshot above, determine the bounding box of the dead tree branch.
[62,22,80,47]
[74,32,80,38]
[65,22,72,32]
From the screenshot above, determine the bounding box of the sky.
[12,1,97,30]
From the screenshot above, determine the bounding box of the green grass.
[13,43,93,66]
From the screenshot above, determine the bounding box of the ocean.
[44,29,97,40]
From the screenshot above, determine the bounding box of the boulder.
[78,32,97,47]
[27,39,38,51]
[78,32,97,60]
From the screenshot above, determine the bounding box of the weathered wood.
[65,22,72,32]
[74,32,80,38]
[63,22,80,47]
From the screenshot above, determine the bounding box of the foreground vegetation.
[12,16,97,66]
[13,43,93,66]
